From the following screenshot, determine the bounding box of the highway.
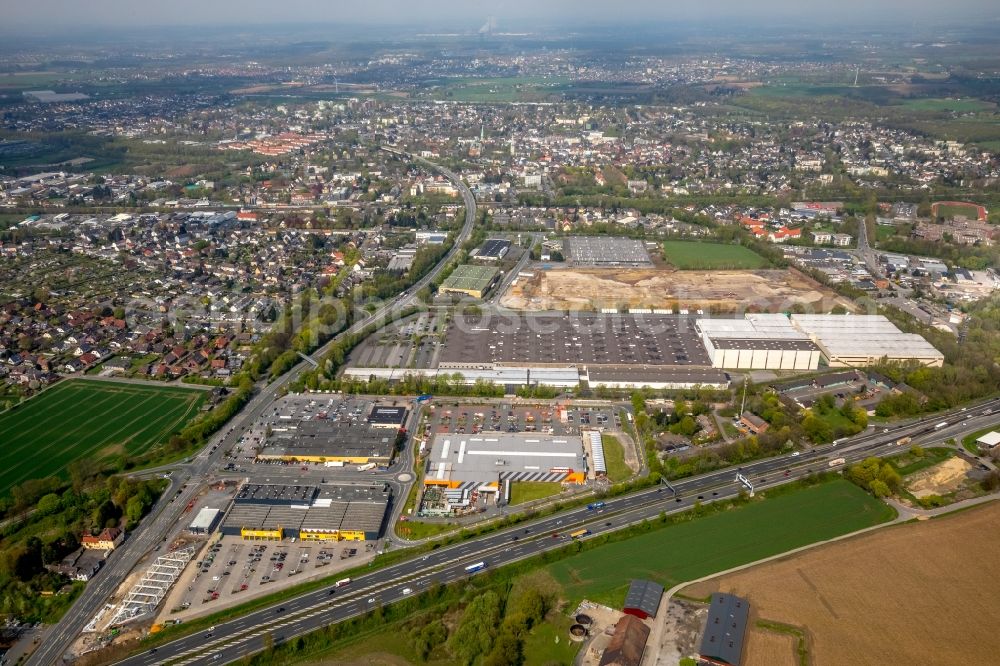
[26,150,477,666]
[113,397,1000,666]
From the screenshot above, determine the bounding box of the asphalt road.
[27,151,477,666]
[116,397,1000,666]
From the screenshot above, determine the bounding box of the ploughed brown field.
[684,501,1000,666]
[500,267,854,313]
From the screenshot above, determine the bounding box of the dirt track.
[684,501,1000,666]
[500,267,853,313]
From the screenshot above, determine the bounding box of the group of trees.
[874,293,1000,416]
[845,456,903,498]
[802,394,868,443]
[443,574,556,666]
[0,475,165,623]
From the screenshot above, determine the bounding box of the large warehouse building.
[435,312,729,390]
[257,402,405,464]
[696,314,822,370]
[440,312,713,368]
[790,314,945,368]
[424,433,588,490]
[438,264,500,298]
[220,483,390,542]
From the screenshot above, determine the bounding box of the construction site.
[499,267,853,314]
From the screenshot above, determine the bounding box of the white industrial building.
[789,314,945,368]
[188,507,222,534]
[696,314,822,370]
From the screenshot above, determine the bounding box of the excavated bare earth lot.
[500,267,854,313]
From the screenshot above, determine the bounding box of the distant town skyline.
[4,0,998,32]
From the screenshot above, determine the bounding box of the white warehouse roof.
[189,507,221,532]
[696,314,809,340]
[789,315,944,366]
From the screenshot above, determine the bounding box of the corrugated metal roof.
[589,431,607,474]
[699,593,749,666]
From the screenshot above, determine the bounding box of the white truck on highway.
[357,462,377,471]
[324,461,345,467]
[828,457,847,467]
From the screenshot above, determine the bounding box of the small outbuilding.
[623,579,664,619]
[188,507,222,534]
[976,431,1000,450]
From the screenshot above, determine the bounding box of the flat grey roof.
[564,236,651,265]
[439,313,712,368]
[368,405,408,426]
[587,367,729,386]
[261,420,396,460]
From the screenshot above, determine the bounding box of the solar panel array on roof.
[439,313,711,368]
[565,236,651,266]
[476,238,512,260]
[222,484,390,539]
[234,484,318,505]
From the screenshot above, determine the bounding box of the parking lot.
[422,402,621,438]
[158,535,375,622]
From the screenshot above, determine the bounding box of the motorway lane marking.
[138,419,993,666]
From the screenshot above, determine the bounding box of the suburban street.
[111,397,1000,666]
[26,151,477,666]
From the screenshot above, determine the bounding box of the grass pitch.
[0,379,206,493]
[661,241,769,270]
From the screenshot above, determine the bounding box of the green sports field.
[0,379,206,493]
[548,479,894,607]
[661,240,769,270]
[932,202,985,221]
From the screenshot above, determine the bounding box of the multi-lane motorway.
[26,151,477,666]
[114,397,1000,666]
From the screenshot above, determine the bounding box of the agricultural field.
[685,501,1000,666]
[500,266,853,313]
[547,479,893,608]
[661,241,769,270]
[899,97,995,113]
[0,379,206,493]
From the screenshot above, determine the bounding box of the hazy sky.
[4,0,997,31]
